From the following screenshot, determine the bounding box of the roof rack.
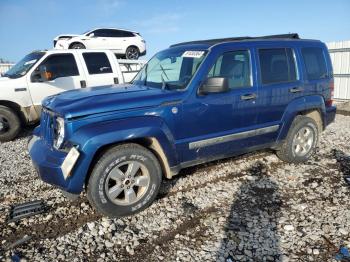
[170,33,300,48]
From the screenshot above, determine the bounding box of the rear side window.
[83,53,113,74]
[40,54,79,79]
[121,31,135,37]
[259,48,297,85]
[301,47,328,80]
[207,50,252,89]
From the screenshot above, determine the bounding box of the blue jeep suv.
[28,34,336,217]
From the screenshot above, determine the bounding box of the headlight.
[54,117,65,149]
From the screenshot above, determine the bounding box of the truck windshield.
[3,52,45,79]
[133,49,207,90]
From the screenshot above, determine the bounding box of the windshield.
[82,29,92,35]
[4,52,45,79]
[133,48,207,90]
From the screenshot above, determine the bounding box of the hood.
[0,77,10,81]
[0,76,26,88]
[54,34,80,40]
[43,84,184,119]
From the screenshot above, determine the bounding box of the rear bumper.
[28,135,81,194]
[324,105,337,128]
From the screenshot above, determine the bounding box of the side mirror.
[199,77,230,95]
[39,65,53,81]
[88,32,95,37]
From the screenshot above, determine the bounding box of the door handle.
[113,77,119,84]
[289,87,303,93]
[80,80,87,88]
[240,93,257,100]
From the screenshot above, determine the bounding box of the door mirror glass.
[199,77,230,95]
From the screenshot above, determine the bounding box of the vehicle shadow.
[17,124,37,140]
[332,149,350,178]
[157,149,275,200]
[216,162,282,261]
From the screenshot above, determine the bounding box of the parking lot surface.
[0,114,350,261]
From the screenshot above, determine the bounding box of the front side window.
[93,29,109,37]
[301,47,328,80]
[38,54,79,80]
[133,49,207,90]
[207,50,252,89]
[83,52,113,74]
[259,48,297,85]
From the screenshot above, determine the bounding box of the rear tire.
[276,115,319,164]
[0,106,21,142]
[87,143,162,218]
[70,43,86,49]
[125,46,140,60]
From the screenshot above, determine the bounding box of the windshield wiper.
[159,64,169,80]
[161,74,170,90]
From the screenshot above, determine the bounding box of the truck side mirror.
[199,77,230,95]
[39,65,53,82]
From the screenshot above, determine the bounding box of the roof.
[87,28,138,34]
[170,33,301,48]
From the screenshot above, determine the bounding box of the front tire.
[276,115,319,164]
[125,46,140,60]
[87,143,162,217]
[70,43,86,49]
[0,106,21,142]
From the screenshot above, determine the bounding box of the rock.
[284,225,294,231]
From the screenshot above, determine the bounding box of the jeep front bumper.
[28,135,81,193]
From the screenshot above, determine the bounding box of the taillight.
[326,80,334,107]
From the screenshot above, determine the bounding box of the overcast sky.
[1,0,349,62]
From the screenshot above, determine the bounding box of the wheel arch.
[84,137,173,189]
[277,95,326,141]
[68,41,85,49]
[0,100,26,124]
[67,117,179,193]
[127,45,140,51]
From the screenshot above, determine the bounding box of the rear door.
[27,52,86,111]
[254,46,302,144]
[107,29,127,52]
[79,51,121,87]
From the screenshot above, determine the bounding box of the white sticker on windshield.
[24,59,37,65]
[182,51,205,58]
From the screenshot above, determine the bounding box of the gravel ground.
[0,115,349,261]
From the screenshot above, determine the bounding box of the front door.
[27,53,85,113]
[179,49,260,163]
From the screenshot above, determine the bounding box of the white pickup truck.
[0,49,145,141]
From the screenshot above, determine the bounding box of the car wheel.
[70,43,86,49]
[0,106,21,142]
[125,46,140,60]
[87,143,162,217]
[276,115,319,164]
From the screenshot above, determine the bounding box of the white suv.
[54,28,146,60]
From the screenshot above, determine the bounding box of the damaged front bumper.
[28,135,81,193]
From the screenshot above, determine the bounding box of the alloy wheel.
[292,126,314,157]
[105,161,150,205]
